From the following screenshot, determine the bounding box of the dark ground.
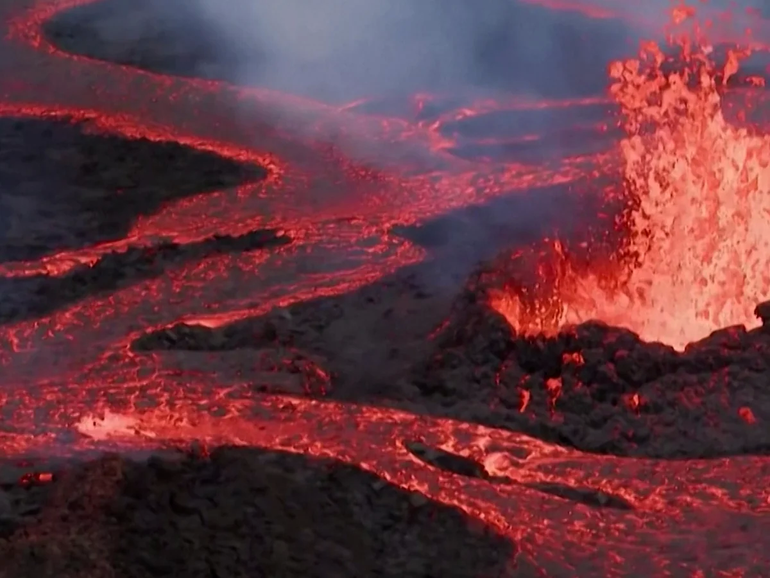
[0,448,516,578]
[135,261,770,459]
[0,117,283,324]
[2,0,770,576]
[0,117,266,263]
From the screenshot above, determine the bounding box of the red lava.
[1,0,770,575]
[490,7,770,350]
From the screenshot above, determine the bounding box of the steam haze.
[186,0,641,102]
[166,0,648,282]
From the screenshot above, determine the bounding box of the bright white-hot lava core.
[490,6,770,350]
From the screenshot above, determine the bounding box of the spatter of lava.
[490,6,770,350]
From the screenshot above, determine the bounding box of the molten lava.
[1,0,770,575]
[491,10,770,350]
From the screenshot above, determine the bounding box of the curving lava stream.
[2,0,770,575]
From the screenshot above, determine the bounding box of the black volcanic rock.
[0,116,271,324]
[0,117,265,263]
[0,448,515,578]
[414,263,770,459]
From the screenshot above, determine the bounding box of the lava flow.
[1,0,770,575]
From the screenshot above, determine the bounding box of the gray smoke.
[185,0,640,103]
[167,0,647,286]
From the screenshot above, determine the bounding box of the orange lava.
[491,7,770,350]
[1,0,770,575]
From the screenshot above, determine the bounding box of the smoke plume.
[186,0,640,102]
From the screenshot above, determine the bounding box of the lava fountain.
[490,7,770,350]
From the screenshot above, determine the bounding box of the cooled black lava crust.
[0,448,515,578]
[44,0,238,83]
[0,117,265,262]
[0,116,279,324]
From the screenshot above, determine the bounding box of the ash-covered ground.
[3,0,770,576]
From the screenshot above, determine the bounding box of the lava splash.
[491,8,770,350]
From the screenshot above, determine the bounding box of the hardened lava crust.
[0,117,266,263]
[43,0,240,83]
[0,116,276,325]
[0,448,517,578]
[414,270,770,459]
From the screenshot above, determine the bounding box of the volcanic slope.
[0,447,519,578]
[132,254,770,460]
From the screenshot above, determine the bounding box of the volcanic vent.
[481,15,770,350]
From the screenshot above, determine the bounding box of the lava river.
[1,0,770,575]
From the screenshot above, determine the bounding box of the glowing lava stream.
[1,0,770,575]
[0,392,768,575]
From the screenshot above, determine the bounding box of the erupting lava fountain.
[490,5,770,350]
